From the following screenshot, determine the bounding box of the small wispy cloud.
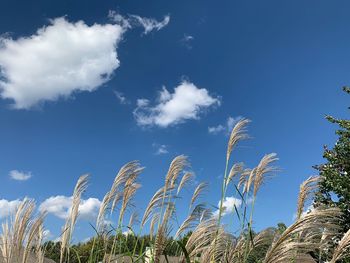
[130,15,170,35]
[114,90,129,104]
[153,144,169,155]
[180,34,194,49]
[208,116,242,135]
[134,81,220,128]
[9,170,32,181]
[136,98,150,108]
[109,11,170,35]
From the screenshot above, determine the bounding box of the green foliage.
[315,87,350,232]
[44,232,191,263]
[276,223,287,235]
[44,241,61,262]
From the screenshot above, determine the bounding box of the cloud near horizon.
[134,81,220,127]
[0,195,102,222]
[39,195,101,221]
[0,199,21,219]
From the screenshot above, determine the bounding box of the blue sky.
[0,0,349,241]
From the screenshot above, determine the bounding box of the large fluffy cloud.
[0,199,21,218]
[134,81,220,127]
[39,195,101,221]
[0,17,124,109]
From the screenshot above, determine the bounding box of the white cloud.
[0,199,21,218]
[301,205,314,218]
[293,205,315,220]
[9,170,32,181]
[39,196,71,219]
[0,17,124,109]
[114,90,128,104]
[39,195,101,221]
[180,34,194,49]
[182,34,194,42]
[108,11,131,28]
[213,196,242,217]
[154,144,168,155]
[130,15,170,35]
[208,125,225,134]
[136,98,150,108]
[108,11,170,35]
[123,229,133,236]
[82,237,92,243]
[78,198,101,220]
[134,81,220,127]
[208,116,242,135]
[43,229,53,241]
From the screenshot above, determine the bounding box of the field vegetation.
[1,88,349,263]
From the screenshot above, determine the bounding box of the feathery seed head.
[226,119,250,162]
